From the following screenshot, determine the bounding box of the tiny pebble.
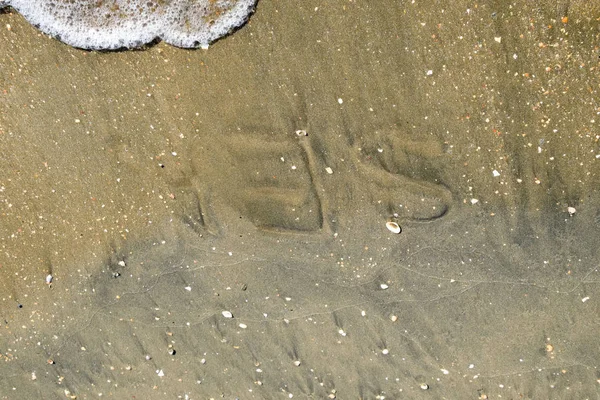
[222,311,233,318]
[390,315,398,322]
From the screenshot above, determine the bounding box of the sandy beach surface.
[1,1,599,398]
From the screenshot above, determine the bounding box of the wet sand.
[1,1,600,398]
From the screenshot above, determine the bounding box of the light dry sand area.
[1,1,600,399]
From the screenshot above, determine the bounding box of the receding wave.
[2,0,257,50]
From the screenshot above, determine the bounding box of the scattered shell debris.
[386,221,401,234]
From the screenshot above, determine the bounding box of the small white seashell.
[382,348,389,355]
[492,170,500,177]
[295,129,308,136]
[380,283,389,290]
[567,206,576,215]
[118,260,126,267]
[221,311,233,318]
[293,360,301,366]
[325,167,333,174]
[239,323,247,329]
[157,369,164,377]
[386,221,401,234]
[420,383,429,390]
[45,274,53,284]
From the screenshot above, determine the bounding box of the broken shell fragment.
[386,221,401,234]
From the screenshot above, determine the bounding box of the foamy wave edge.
[1,0,257,50]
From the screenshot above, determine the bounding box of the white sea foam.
[4,0,257,50]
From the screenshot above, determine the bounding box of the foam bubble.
[4,0,257,50]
